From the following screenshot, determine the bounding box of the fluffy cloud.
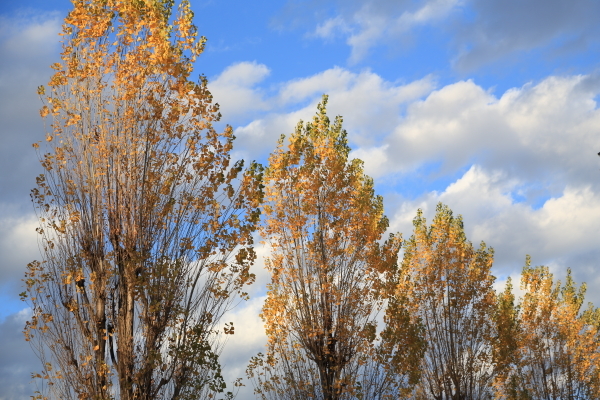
[228,67,600,194]
[359,73,600,186]
[0,214,38,284]
[208,61,271,121]
[229,67,435,161]
[280,67,435,143]
[0,213,39,320]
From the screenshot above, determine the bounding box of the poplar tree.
[247,97,418,400]
[496,260,600,399]
[397,204,498,400]
[23,1,261,399]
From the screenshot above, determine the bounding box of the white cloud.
[212,61,270,87]
[208,61,271,120]
[359,73,600,188]
[351,144,390,177]
[282,68,435,141]
[227,66,435,161]
[0,213,39,284]
[232,107,314,160]
[278,66,356,104]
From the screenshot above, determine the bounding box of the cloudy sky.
[1,0,599,398]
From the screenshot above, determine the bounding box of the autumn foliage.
[24,1,600,399]
[393,204,498,399]
[247,97,416,400]
[493,260,600,399]
[25,0,260,399]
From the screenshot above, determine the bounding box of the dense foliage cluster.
[24,1,599,399]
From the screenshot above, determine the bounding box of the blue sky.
[1,0,600,398]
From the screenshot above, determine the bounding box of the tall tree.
[496,259,600,399]
[397,204,498,400]
[23,1,261,399]
[246,97,418,400]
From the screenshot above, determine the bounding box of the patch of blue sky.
[192,2,351,85]
[530,194,552,210]
[510,182,556,210]
[490,269,514,284]
[510,191,553,211]
[377,161,473,201]
[0,285,27,322]
[457,2,477,24]
[191,2,456,91]
[352,23,455,84]
[0,0,69,14]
